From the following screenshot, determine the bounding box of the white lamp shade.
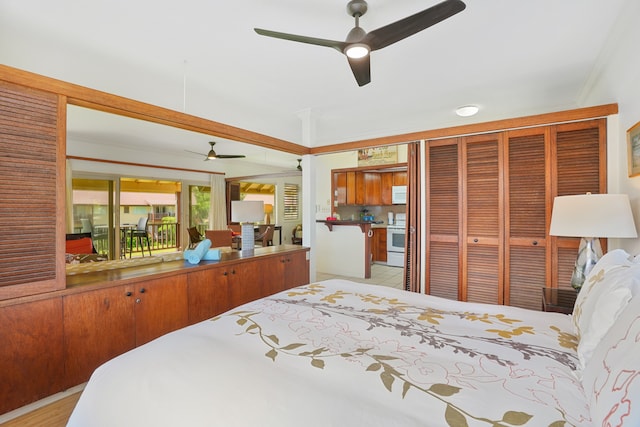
[549,194,637,238]
[231,200,264,223]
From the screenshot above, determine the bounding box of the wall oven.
[386,213,406,267]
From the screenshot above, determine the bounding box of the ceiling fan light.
[455,105,479,117]
[345,44,369,59]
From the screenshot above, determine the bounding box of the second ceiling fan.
[255,0,466,87]
[186,141,246,160]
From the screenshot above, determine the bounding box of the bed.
[67,250,640,427]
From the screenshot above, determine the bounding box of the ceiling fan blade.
[214,154,246,159]
[185,149,210,160]
[364,0,466,52]
[347,55,371,87]
[255,28,346,52]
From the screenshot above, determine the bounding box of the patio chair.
[187,226,204,249]
[129,216,152,257]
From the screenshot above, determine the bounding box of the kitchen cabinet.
[0,298,65,415]
[425,119,605,308]
[371,227,387,262]
[332,165,408,206]
[63,275,188,385]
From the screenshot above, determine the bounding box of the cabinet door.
[426,140,460,300]
[0,298,65,414]
[64,286,136,386]
[354,171,365,205]
[463,133,503,304]
[393,171,408,186]
[283,250,310,289]
[188,269,230,324]
[380,172,393,205]
[347,171,357,205]
[505,128,548,310]
[334,172,347,206]
[364,172,382,205]
[134,275,188,346]
[224,260,264,309]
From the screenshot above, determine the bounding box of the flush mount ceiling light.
[455,105,479,117]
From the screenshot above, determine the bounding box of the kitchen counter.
[316,220,374,279]
[316,219,385,233]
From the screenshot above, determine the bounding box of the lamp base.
[570,237,602,291]
[241,223,255,252]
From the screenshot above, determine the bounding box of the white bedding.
[68,279,589,427]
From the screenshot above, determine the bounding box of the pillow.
[571,249,640,369]
[65,237,94,255]
[581,295,640,426]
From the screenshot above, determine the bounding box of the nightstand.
[542,288,578,314]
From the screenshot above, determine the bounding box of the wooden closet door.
[426,139,460,299]
[505,128,549,310]
[462,133,504,304]
[552,119,606,289]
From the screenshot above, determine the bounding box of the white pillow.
[572,249,633,332]
[571,250,640,369]
[581,295,640,426]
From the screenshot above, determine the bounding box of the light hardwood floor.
[0,392,81,427]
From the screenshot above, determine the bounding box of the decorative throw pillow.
[581,295,640,426]
[65,237,94,255]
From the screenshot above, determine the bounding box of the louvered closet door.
[552,119,606,290]
[426,139,460,300]
[505,128,548,310]
[463,133,503,304]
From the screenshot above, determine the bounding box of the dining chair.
[130,216,152,257]
[291,224,302,245]
[187,226,204,249]
[205,229,233,248]
[254,225,274,247]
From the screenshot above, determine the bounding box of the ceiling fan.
[186,141,246,160]
[254,0,466,86]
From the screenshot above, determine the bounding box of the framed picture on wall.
[628,120,640,177]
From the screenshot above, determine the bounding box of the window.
[284,183,299,220]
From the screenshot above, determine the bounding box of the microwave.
[391,185,406,204]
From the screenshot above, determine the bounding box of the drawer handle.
[532,240,538,246]
[125,291,132,297]
[473,238,479,243]
[139,288,146,293]
[223,271,228,276]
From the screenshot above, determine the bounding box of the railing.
[123,222,181,257]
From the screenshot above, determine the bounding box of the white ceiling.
[0,0,630,173]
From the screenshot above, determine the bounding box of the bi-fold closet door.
[425,119,606,309]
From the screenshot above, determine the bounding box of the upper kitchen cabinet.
[332,164,408,207]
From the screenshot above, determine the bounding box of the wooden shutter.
[505,129,548,310]
[552,119,606,290]
[426,140,459,299]
[463,133,503,304]
[0,81,64,299]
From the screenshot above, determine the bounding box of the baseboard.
[0,383,85,424]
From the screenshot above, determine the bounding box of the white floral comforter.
[68,279,591,427]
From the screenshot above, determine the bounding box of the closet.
[425,119,606,310]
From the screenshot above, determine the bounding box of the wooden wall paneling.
[462,133,504,304]
[504,128,548,308]
[0,298,65,414]
[426,139,461,297]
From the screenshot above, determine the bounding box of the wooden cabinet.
[187,269,230,324]
[332,165,408,206]
[425,119,605,308]
[371,228,387,262]
[0,298,65,414]
[63,275,188,385]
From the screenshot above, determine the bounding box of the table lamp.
[231,200,264,252]
[264,203,273,224]
[549,193,637,290]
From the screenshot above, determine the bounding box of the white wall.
[582,0,640,254]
